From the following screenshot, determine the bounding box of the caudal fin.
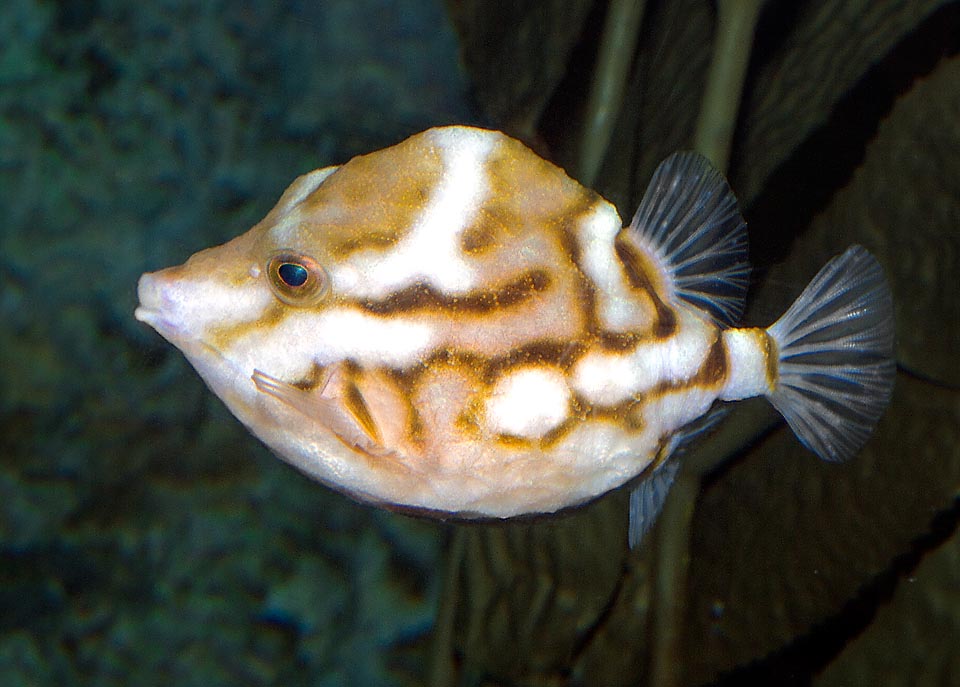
[766,246,895,462]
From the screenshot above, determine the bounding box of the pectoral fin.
[252,367,385,455]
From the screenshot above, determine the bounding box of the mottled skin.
[136,126,774,518]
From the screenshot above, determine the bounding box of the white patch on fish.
[485,366,571,438]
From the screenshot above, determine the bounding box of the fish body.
[135,126,894,544]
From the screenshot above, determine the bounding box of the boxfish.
[135,126,894,546]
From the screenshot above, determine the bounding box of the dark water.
[0,2,469,684]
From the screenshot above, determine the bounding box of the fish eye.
[266,251,329,306]
[278,262,308,287]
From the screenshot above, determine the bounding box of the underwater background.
[1,1,958,685]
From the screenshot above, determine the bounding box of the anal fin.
[628,458,681,549]
[628,403,729,548]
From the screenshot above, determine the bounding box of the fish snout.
[134,268,186,340]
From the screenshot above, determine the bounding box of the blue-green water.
[0,2,470,684]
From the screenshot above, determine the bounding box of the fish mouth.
[134,304,176,337]
[134,302,231,364]
[134,303,197,350]
[137,301,255,404]
[134,271,260,397]
[134,273,226,367]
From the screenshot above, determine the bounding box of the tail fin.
[766,246,895,462]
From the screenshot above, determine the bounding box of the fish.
[135,125,895,547]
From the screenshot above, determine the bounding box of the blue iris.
[278,262,308,287]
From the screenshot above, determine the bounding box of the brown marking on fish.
[291,361,328,391]
[206,300,288,352]
[494,432,532,449]
[761,330,779,388]
[586,393,647,431]
[640,334,728,403]
[539,418,577,448]
[556,218,603,338]
[460,223,498,254]
[614,236,677,338]
[297,133,444,256]
[533,393,648,451]
[481,339,588,384]
[331,232,401,258]
[342,374,382,445]
[384,366,428,448]
[357,270,551,316]
[598,330,643,351]
[460,199,522,255]
[454,400,485,440]
[693,336,728,389]
[459,152,604,346]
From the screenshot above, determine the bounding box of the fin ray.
[629,152,750,326]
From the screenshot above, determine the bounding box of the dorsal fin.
[629,152,750,326]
